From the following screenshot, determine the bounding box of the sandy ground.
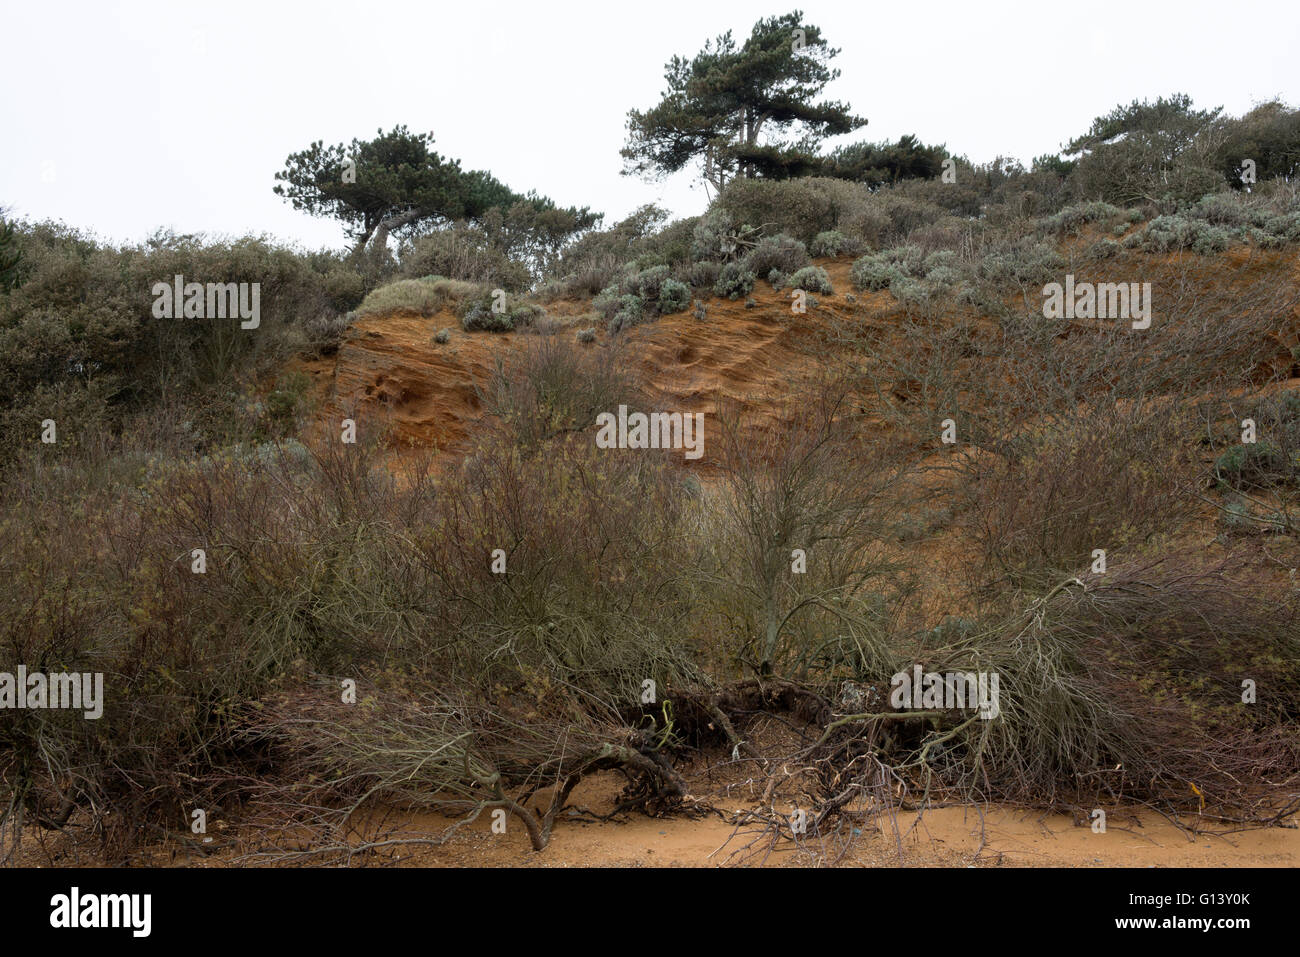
[138,803,1298,869]
[23,802,1300,868]
[62,767,1289,869]
[401,803,1300,868]
[345,781,1300,869]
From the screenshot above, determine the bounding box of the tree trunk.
[367,207,426,255]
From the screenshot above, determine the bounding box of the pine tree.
[621,11,866,197]
[0,218,22,292]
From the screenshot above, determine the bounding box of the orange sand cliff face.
[293,250,1299,470]
[294,260,901,461]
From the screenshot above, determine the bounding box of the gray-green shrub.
[460,291,544,332]
[657,278,691,315]
[741,234,810,277]
[713,262,756,300]
[788,265,833,294]
[679,260,722,289]
[609,294,645,333]
[978,241,1066,285]
[810,230,861,257]
[1039,201,1125,235]
[850,254,907,291]
[1139,215,1234,254]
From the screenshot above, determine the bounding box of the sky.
[3,0,1298,251]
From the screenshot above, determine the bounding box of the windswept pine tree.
[621,10,866,196]
[274,125,596,255]
[818,134,950,187]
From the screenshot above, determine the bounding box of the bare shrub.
[481,328,641,449]
[956,398,1200,591]
[706,378,905,676]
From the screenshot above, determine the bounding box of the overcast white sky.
[3,0,1297,251]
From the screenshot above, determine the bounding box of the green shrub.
[1191,226,1234,255]
[1214,442,1290,489]
[1086,238,1120,260]
[850,248,926,291]
[850,254,905,291]
[978,241,1065,285]
[459,291,543,333]
[1213,391,1300,490]
[810,230,861,257]
[713,262,755,300]
[869,193,947,243]
[714,177,864,245]
[690,207,740,261]
[265,371,311,433]
[461,303,513,332]
[434,327,451,344]
[1139,215,1235,254]
[1039,200,1125,234]
[512,302,547,326]
[741,234,809,277]
[548,204,673,287]
[0,219,22,293]
[1264,211,1300,242]
[1221,499,1252,531]
[788,265,833,294]
[602,266,687,323]
[620,264,672,302]
[881,244,926,274]
[923,265,962,288]
[709,176,952,250]
[768,268,788,290]
[679,260,722,289]
[400,227,532,291]
[321,264,368,312]
[608,294,645,333]
[1070,133,1225,208]
[1250,227,1287,249]
[657,278,691,315]
[893,174,987,216]
[840,202,892,248]
[921,249,958,273]
[632,215,698,267]
[888,275,931,305]
[1187,193,1269,229]
[576,327,596,344]
[541,256,623,300]
[593,284,622,320]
